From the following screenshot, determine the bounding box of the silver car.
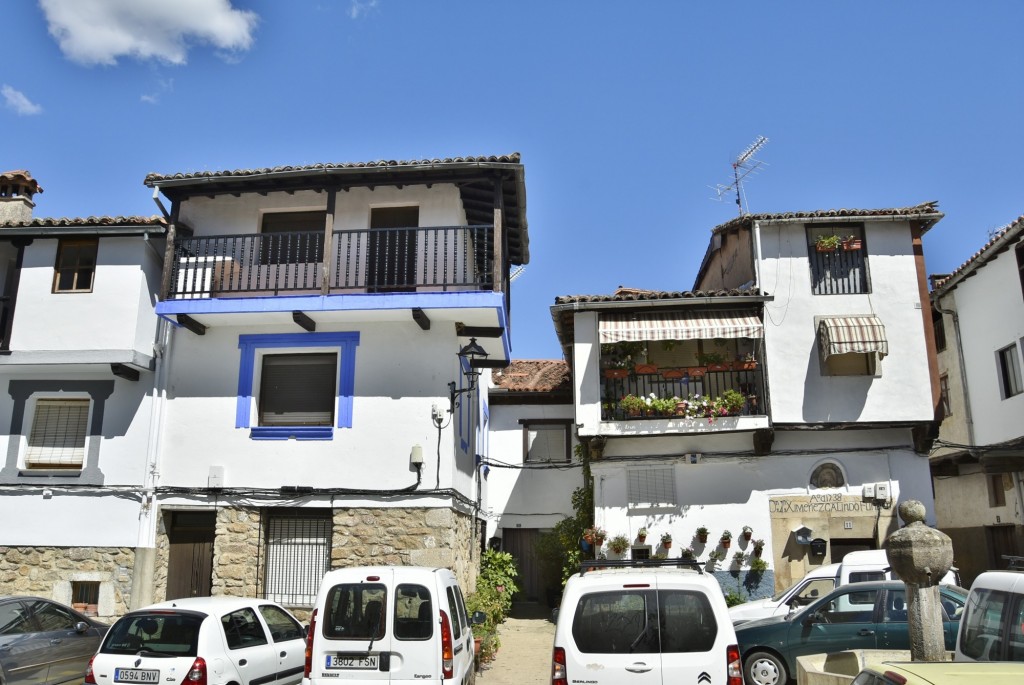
[0,596,109,685]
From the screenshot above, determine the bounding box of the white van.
[552,559,741,685]
[955,569,1024,662]
[303,566,482,685]
[728,549,960,625]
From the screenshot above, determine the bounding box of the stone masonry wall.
[212,506,262,597]
[0,546,135,623]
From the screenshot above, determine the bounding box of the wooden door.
[166,511,214,600]
[502,528,542,603]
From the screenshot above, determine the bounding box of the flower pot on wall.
[843,238,863,251]
[603,368,628,379]
[663,541,672,549]
[721,538,731,549]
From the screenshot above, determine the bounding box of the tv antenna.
[710,135,769,215]
[509,265,527,282]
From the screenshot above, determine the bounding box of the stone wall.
[213,507,263,597]
[330,506,479,591]
[0,545,135,622]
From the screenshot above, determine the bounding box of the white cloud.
[141,77,174,105]
[2,85,43,115]
[349,0,378,19]
[38,0,259,66]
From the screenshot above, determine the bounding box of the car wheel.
[745,650,787,685]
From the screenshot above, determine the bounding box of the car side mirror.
[471,610,487,625]
[75,621,90,633]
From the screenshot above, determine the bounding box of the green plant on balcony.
[695,351,726,366]
[601,341,647,370]
[815,234,842,251]
[619,394,648,416]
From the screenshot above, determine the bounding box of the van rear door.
[388,569,441,684]
[657,583,727,685]
[315,569,394,684]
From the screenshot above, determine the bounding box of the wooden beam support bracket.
[412,308,431,331]
[292,311,316,332]
[455,323,504,338]
[110,363,140,382]
[177,314,207,336]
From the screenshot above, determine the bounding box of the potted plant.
[660,532,673,549]
[714,390,746,417]
[651,395,678,417]
[752,539,765,557]
[815,234,842,252]
[842,234,863,251]
[696,351,728,371]
[749,556,769,574]
[733,551,748,566]
[681,546,696,560]
[720,530,732,548]
[582,527,596,544]
[619,394,648,417]
[742,525,753,541]
[736,352,758,370]
[593,528,606,546]
[607,534,630,555]
[637,527,648,544]
[696,526,709,543]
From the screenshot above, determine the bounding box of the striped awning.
[818,316,889,361]
[599,310,763,343]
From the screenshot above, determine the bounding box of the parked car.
[0,595,108,685]
[730,550,960,626]
[304,565,482,685]
[86,597,305,685]
[853,659,1024,684]
[736,580,967,685]
[954,568,1024,662]
[552,559,742,685]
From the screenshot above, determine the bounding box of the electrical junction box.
[875,482,890,501]
[208,465,224,488]
[862,483,875,500]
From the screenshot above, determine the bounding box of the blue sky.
[3,1,1022,360]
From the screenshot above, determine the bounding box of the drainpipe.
[752,220,763,291]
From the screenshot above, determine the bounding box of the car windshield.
[771,579,803,602]
[102,613,202,657]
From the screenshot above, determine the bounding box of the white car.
[86,597,306,685]
[552,559,742,685]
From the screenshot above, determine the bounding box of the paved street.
[478,603,555,685]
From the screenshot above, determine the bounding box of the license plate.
[114,669,159,683]
[326,654,379,670]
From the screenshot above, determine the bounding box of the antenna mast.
[710,135,769,215]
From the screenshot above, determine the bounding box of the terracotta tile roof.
[491,359,571,394]
[708,201,943,235]
[931,213,1024,294]
[0,170,42,193]
[0,215,165,228]
[144,154,522,184]
[554,285,765,305]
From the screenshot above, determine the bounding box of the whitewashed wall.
[12,238,161,357]
[758,220,934,424]
[484,401,578,538]
[158,320,479,499]
[943,250,1024,446]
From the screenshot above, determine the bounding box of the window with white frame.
[25,399,90,470]
[627,467,676,507]
[997,343,1022,399]
[521,420,571,463]
[258,353,338,426]
[262,509,331,607]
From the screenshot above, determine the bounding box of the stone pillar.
[883,500,954,661]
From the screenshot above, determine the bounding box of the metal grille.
[262,509,332,607]
[627,468,676,507]
[809,248,868,295]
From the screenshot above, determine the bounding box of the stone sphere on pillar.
[883,499,953,587]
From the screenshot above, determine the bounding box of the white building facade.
[551,204,945,598]
[930,214,1024,585]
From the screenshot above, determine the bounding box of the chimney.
[0,170,43,224]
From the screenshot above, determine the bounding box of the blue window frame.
[236,332,359,440]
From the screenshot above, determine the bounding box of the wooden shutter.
[25,399,89,468]
[259,354,337,426]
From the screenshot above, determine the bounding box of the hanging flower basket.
[721,538,731,549]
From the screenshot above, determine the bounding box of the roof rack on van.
[1001,555,1024,571]
[579,559,704,575]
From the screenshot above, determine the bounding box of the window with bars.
[627,467,676,507]
[53,238,98,293]
[807,224,869,295]
[262,509,332,607]
[522,420,571,462]
[25,399,90,469]
[939,374,952,417]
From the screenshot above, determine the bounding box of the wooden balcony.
[160,225,500,300]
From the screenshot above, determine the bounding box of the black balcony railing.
[810,247,867,295]
[601,368,765,421]
[165,225,495,299]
